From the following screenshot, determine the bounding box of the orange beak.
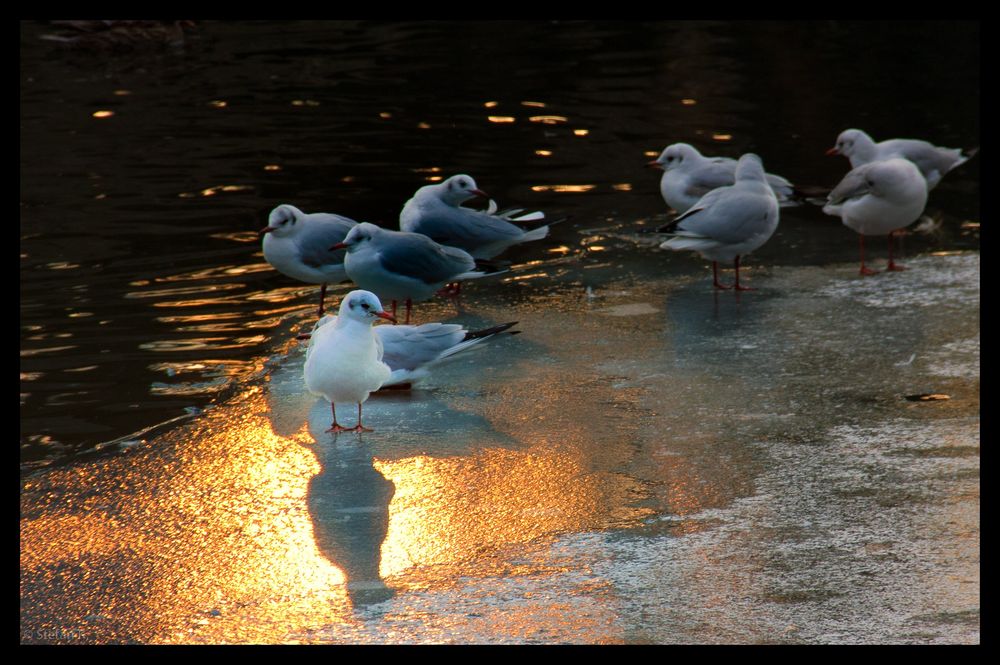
[646,160,664,170]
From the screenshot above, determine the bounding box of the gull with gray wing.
[400,174,551,259]
[659,153,780,290]
[822,157,928,275]
[260,204,357,317]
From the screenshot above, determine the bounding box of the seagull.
[822,157,928,275]
[659,153,779,290]
[303,290,395,433]
[400,174,551,259]
[647,143,797,214]
[332,222,493,324]
[302,315,519,389]
[826,128,976,190]
[260,204,358,317]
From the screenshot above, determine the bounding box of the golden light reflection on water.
[376,448,621,580]
[529,184,596,193]
[21,388,355,644]
[529,115,567,124]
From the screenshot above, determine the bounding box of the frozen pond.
[21,21,978,644]
[21,251,979,644]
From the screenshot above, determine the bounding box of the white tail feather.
[520,224,549,242]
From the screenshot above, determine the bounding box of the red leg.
[886,231,907,271]
[404,299,412,325]
[859,235,879,275]
[733,255,755,291]
[712,261,732,290]
[389,300,399,324]
[326,403,352,433]
[435,282,462,297]
[349,402,373,433]
[318,283,328,318]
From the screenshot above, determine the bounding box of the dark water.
[20,20,980,472]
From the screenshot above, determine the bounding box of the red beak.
[329,242,347,251]
[646,160,664,170]
[470,188,489,199]
[825,147,840,156]
[376,311,397,323]
[259,226,275,236]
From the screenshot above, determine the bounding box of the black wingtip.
[473,258,512,273]
[462,321,519,341]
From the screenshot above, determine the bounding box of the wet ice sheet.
[21,253,979,644]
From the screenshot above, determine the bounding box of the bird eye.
[361,302,370,310]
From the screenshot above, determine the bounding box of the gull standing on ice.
[332,222,491,324]
[260,204,358,317]
[304,290,395,433]
[659,153,779,290]
[400,174,551,259]
[822,157,928,275]
[302,315,519,389]
[826,128,976,191]
[648,143,797,214]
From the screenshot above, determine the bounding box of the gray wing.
[695,158,794,200]
[764,172,795,198]
[410,208,524,252]
[826,164,874,205]
[892,140,967,178]
[674,187,775,243]
[375,232,476,284]
[296,215,357,268]
[685,159,738,199]
[376,323,465,371]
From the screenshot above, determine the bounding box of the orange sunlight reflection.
[530,185,596,193]
[376,450,593,578]
[20,388,354,644]
[529,115,567,124]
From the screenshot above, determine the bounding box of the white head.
[828,128,876,160]
[862,158,924,197]
[332,222,382,253]
[734,153,766,181]
[337,290,396,324]
[436,174,488,206]
[261,204,304,238]
[649,143,703,172]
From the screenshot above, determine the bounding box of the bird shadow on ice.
[304,434,397,610]
[261,334,518,611]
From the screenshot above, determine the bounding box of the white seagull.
[400,174,551,259]
[826,128,976,191]
[303,315,519,388]
[332,222,492,324]
[659,153,779,290]
[303,290,395,433]
[260,204,358,317]
[822,157,928,275]
[647,143,797,214]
